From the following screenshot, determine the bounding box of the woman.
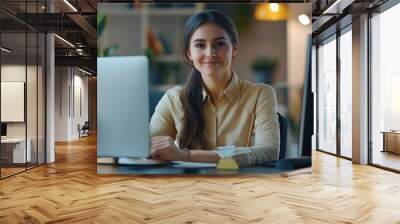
[150,10,280,167]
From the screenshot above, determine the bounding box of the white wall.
[234,20,287,83]
[1,65,37,138]
[1,63,46,163]
[72,73,89,138]
[55,67,69,141]
[55,67,89,141]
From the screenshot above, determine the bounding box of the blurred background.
[98,3,311,158]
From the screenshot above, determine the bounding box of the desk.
[97,157,312,175]
[97,163,294,175]
[381,131,400,154]
[1,138,31,163]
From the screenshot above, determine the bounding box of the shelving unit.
[98,3,205,87]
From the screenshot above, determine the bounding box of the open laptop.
[97,56,168,165]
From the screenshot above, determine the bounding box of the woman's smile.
[203,61,221,66]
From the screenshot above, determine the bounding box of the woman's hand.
[150,136,188,161]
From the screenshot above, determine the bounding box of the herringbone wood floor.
[1,134,400,224]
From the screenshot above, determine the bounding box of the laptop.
[97,56,168,165]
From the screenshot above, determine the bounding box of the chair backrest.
[82,121,90,129]
[277,112,287,160]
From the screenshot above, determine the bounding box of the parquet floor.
[1,167,26,178]
[1,134,400,223]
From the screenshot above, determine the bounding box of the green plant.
[97,14,107,38]
[231,5,254,33]
[97,14,120,57]
[251,57,278,71]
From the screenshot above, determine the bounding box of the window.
[370,2,400,171]
[317,36,337,154]
[339,28,352,158]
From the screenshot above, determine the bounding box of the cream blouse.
[150,73,280,167]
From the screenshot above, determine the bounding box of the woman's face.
[187,22,237,79]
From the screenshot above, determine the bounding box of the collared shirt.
[150,72,280,167]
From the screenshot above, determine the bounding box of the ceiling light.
[298,14,311,25]
[54,34,75,48]
[41,5,46,11]
[322,0,355,15]
[269,3,280,12]
[255,3,288,21]
[78,67,92,76]
[63,0,78,12]
[1,47,11,53]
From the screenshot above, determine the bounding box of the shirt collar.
[201,71,240,104]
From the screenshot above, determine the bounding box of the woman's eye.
[195,43,205,48]
[216,42,226,47]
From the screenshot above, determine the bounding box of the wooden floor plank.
[0,134,400,223]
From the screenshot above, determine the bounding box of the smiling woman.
[149,10,280,167]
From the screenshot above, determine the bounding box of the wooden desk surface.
[97,163,293,175]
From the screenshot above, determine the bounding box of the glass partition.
[1,30,28,178]
[0,1,46,179]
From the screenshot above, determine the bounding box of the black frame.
[0,0,47,180]
[315,23,353,161]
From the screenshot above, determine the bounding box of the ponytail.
[179,69,208,149]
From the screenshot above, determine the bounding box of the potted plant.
[97,14,119,57]
[251,57,278,84]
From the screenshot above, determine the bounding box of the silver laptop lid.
[97,56,149,158]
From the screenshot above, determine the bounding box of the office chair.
[275,112,311,169]
[149,90,165,119]
[79,121,90,138]
[277,112,287,160]
[264,113,311,170]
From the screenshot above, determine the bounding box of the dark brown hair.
[179,10,239,149]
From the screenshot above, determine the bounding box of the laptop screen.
[97,56,150,158]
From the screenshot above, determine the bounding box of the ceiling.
[0,0,97,74]
[1,0,392,74]
[311,0,390,43]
